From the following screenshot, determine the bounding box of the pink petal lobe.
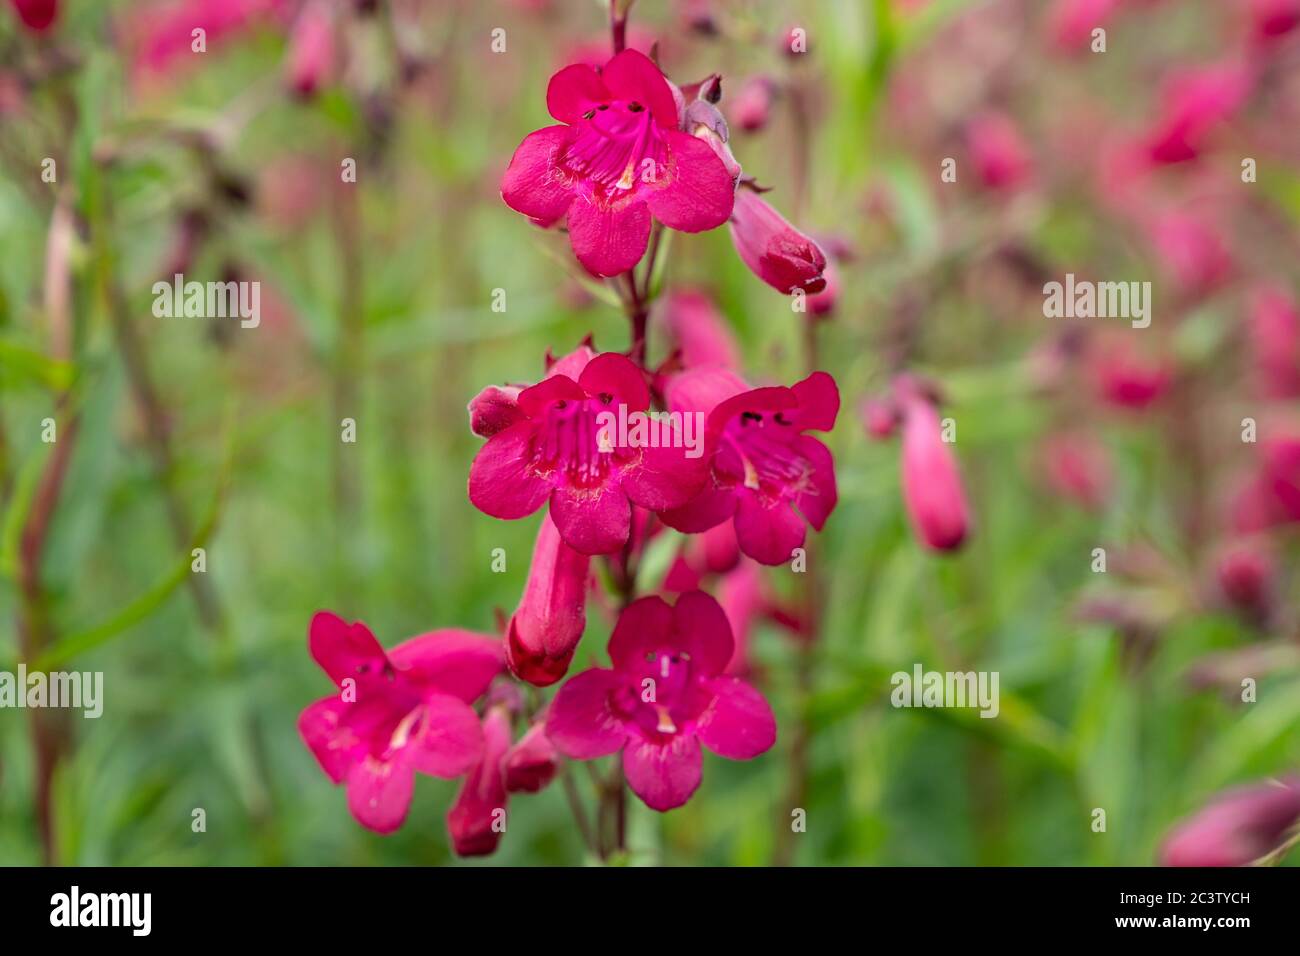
[600,49,679,128]
[501,125,576,227]
[549,481,631,555]
[696,676,777,759]
[298,696,358,784]
[671,590,734,677]
[609,595,675,672]
[345,755,415,834]
[566,197,652,277]
[734,494,807,566]
[309,611,387,687]
[387,630,504,702]
[646,130,737,233]
[622,732,703,811]
[546,63,610,124]
[577,352,650,411]
[791,371,840,432]
[407,693,487,778]
[793,435,837,531]
[546,668,626,758]
[468,421,553,520]
[658,483,738,533]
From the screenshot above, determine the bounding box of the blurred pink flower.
[1090,336,1173,410]
[1248,0,1300,42]
[503,720,559,794]
[966,111,1033,191]
[284,0,334,99]
[447,705,513,856]
[1144,61,1253,165]
[731,75,777,133]
[861,395,899,441]
[501,49,735,277]
[9,0,58,31]
[1248,284,1300,398]
[1040,432,1111,510]
[1047,0,1120,51]
[899,385,969,552]
[728,188,828,295]
[1230,435,1300,532]
[505,512,591,687]
[298,612,503,834]
[546,592,776,811]
[1214,541,1274,618]
[660,367,840,566]
[807,257,840,318]
[658,288,741,371]
[467,347,708,555]
[1160,777,1300,866]
[1146,209,1234,292]
[126,0,288,80]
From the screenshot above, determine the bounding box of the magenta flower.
[899,386,969,552]
[657,288,741,371]
[506,512,591,687]
[468,347,708,555]
[659,367,840,566]
[731,75,776,133]
[1090,336,1173,410]
[1047,0,1119,52]
[966,111,1033,191]
[1160,777,1300,866]
[9,0,57,31]
[546,591,776,811]
[284,0,334,99]
[1215,542,1274,619]
[1250,0,1300,41]
[728,188,828,295]
[1248,284,1300,399]
[447,704,513,857]
[500,49,736,277]
[503,719,560,794]
[1144,61,1253,165]
[298,611,503,834]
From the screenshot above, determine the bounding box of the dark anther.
[583,109,595,120]
[597,104,610,111]
[741,411,763,424]
[628,101,644,112]
[600,392,614,404]
[774,413,793,426]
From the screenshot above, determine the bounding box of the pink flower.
[1046,0,1119,52]
[659,367,840,566]
[657,289,741,370]
[663,521,741,591]
[1040,432,1111,510]
[284,0,334,99]
[861,395,899,440]
[1230,436,1300,533]
[731,75,776,132]
[1249,0,1300,41]
[1160,777,1300,866]
[501,49,736,277]
[506,512,591,686]
[446,704,513,856]
[1145,210,1234,292]
[9,0,57,31]
[298,612,503,834]
[1090,337,1173,410]
[966,111,1033,191]
[807,257,840,318]
[503,719,559,793]
[468,347,708,555]
[716,559,767,675]
[546,592,776,811]
[126,0,287,80]
[1215,542,1274,618]
[728,188,828,295]
[899,386,969,552]
[1144,62,1253,165]
[1248,284,1300,399]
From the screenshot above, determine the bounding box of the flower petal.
[308,611,387,688]
[622,731,703,811]
[600,49,678,129]
[566,197,652,278]
[793,435,837,531]
[345,754,415,834]
[696,676,777,759]
[546,62,610,124]
[446,707,511,856]
[734,493,806,566]
[387,631,504,702]
[645,130,736,233]
[518,374,587,418]
[406,693,486,778]
[549,481,631,555]
[577,352,650,411]
[546,668,626,759]
[658,482,737,533]
[671,590,734,677]
[468,421,553,520]
[791,371,840,432]
[622,442,709,511]
[609,594,675,672]
[501,125,576,227]
[298,696,360,784]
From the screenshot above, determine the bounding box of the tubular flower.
[501,49,736,277]
[506,512,591,686]
[546,592,776,811]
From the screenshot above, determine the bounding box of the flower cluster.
[298,9,845,859]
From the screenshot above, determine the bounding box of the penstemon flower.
[546,592,776,811]
[298,612,503,834]
[467,346,708,555]
[659,367,840,566]
[500,49,736,277]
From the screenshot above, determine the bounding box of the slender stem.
[331,178,364,577]
[610,5,627,54]
[561,763,598,857]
